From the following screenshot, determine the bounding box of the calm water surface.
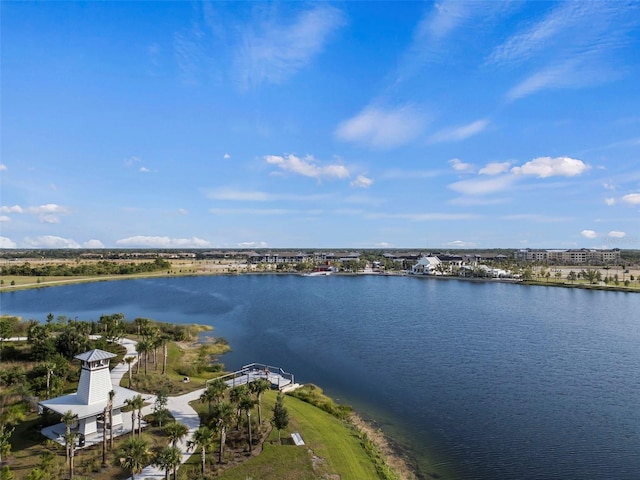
[2,275,640,480]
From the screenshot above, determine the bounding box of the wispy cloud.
[502,214,572,223]
[235,5,346,90]
[336,105,427,149]
[265,154,349,180]
[581,229,597,239]
[449,158,475,173]
[495,2,639,100]
[206,188,331,202]
[116,236,211,248]
[447,240,476,247]
[379,169,443,180]
[479,161,512,175]
[429,119,489,143]
[350,175,373,189]
[210,208,322,216]
[368,212,480,221]
[449,175,515,196]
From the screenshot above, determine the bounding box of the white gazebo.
[39,349,138,436]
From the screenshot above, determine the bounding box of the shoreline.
[1,268,638,294]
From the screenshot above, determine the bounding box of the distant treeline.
[0,257,171,277]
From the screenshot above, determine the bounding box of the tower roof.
[75,349,117,362]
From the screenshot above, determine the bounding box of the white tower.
[75,349,116,404]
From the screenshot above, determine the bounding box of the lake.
[2,275,640,479]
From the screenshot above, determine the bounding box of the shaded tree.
[272,393,289,444]
[164,421,189,448]
[153,446,181,480]
[249,378,270,427]
[209,401,233,464]
[118,437,150,480]
[187,425,214,476]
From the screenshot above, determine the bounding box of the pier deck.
[209,363,294,390]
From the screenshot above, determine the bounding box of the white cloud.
[511,157,590,178]
[124,156,141,168]
[621,193,640,205]
[40,215,61,224]
[581,229,597,239]
[375,242,392,248]
[1,205,23,214]
[335,105,427,149]
[447,240,476,248]
[604,197,616,206]
[237,241,268,248]
[207,188,332,202]
[502,214,571,223]
[0,236,16,248]
[26,204,70,215]
[479,161,512,175]
[211,208,302,216]
[608,231,626,238]
[139,167,151,173]
[350,175,373,189]
[223,153,231,159]
[449,158,475,173]
[265,154,349,180]
[369,212,479,221]
[0,216,10,222]
[448,175,515,196]
[84,239,105,248]
[24,235,81,248]
[0,164,7,171]
[603,181,616,190]
[177,208,189,216]
[429,119,489,143]
[235,5,346,89]
[116,236,212,248]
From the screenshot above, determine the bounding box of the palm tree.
[130,394,145,437]
[119,436,150,480]
[210,401,233,464]
[136,340,150,376]
[125,356,135,388]
[249,378,270,427]
[108,389,115,450]
[239,396,256,451]
[187,425,214,475]
[61,410,78,467]
[102,405,108,467]
[65,430,80,479]
[200,378,227,416]
[229,385,249,430]
[153,446,181,480]
[125,397,137,438]
[164,421,189,448]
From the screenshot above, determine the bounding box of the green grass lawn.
[212,391,381,480]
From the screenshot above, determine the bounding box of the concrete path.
[110,338,205,480]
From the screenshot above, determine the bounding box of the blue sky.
[1,1,639,250]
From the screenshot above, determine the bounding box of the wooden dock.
[209,363,294,390]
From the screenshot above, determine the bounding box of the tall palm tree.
[136,340,150,376]
[102,405,108,467]
[239,396,256,451]
[210,401,233,464]
[131,394,145,437]
[65,430,80,480]
[119,436,150,480]
[187,425,214,475]
[108,389,115,450]
[249,378,270,427]
[153,446,181,480]
[125,356,135,388]
[125,397,136,438]
[200,378,227,416]
[61,410,78,467]
[164,421,189,448]
[229,385,249,430]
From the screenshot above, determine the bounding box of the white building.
[39,349,138,436]
[411,256,443,275]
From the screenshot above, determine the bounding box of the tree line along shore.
[1,254,639,293]
[0,314,421,480]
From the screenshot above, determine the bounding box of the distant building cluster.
[515,248,621,265]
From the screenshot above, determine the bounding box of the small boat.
[303,270,331,276]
